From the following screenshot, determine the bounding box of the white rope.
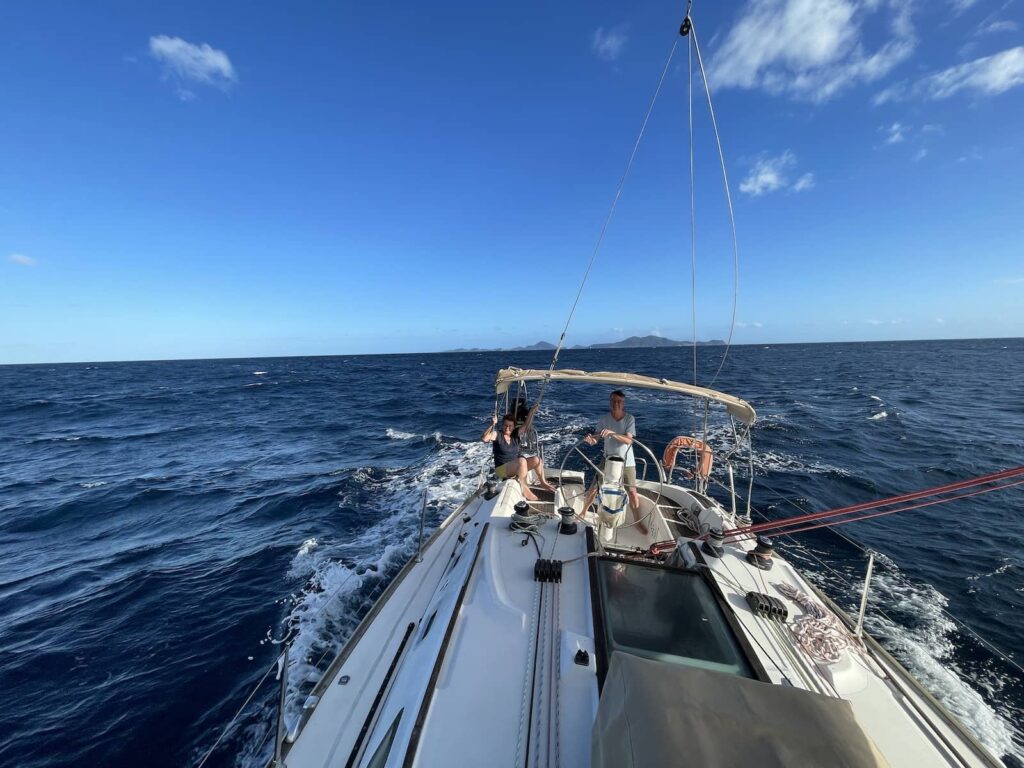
[532,38,680,412]
[776,582,860,665]
[690,22,740,389]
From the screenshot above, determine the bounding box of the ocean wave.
[869,411,888,421]
[865,558,1021,763]
[268,435,495,744]
[385,428,418,440]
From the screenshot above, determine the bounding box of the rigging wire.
[687,25,698,388]
[689,21,740,389]
[709,473,1024,677]
[729,465,1024,538]
[731,477,1024,541]
[531,38,680,413]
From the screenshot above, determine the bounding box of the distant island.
[446,335,725,353]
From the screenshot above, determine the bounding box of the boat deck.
[283,475,1002,768]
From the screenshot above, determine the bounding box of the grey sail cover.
[592,652,889,768]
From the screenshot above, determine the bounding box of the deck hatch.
[595,558,756,679]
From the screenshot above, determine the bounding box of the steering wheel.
[557,435,666,529]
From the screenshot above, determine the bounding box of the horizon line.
[1,335,1020,368]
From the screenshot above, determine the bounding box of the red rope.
[727,477,1024,542]
[727,465,1024,538]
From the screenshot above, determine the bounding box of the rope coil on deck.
[775,583,863,666]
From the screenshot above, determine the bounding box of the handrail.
[636,456,649,482]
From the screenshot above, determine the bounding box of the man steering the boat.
[481,405,555,501]
[583,390,641,517]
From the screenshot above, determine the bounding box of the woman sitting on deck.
[481,408,554,501]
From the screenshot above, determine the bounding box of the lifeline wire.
[532,38,680,412]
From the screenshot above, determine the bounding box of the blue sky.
[1,0,1022,363]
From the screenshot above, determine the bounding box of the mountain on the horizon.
[444,335,724,353]
[513,341,557,351]
[589,334,725,349]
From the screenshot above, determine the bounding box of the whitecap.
[253,371,268,376]
[866,561,1021,762]
[385,428,417,440]
[287,538,323,579]
[869,395,883,402]
[80,481,107,489]
[869,411,888,421]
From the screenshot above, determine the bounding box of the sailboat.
[201,8,1020,768]
[271,362,1006,768]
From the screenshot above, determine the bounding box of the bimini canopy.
[495,368,757,425]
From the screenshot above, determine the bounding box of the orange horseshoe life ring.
[662,436,713,479]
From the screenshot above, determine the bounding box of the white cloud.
[740,151,793,195]
[592,26,628,62]
[148,35,236,98]
[875,46,1024,103]
[708,0,917,102]
[950,0,981,14]
[9,253,35,266]
[866,319,884,325]
[925,46,1024,98]
[978,20,1018,35]
[792,172,815,191]
[740,151,815,196]
[912,147,928,161]
[882,121,908,143]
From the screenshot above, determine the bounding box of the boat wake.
[231,436,497,765]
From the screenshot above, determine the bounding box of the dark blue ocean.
[1,340,1022,767]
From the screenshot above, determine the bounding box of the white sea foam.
[286,538,323,579]
[869,411,888,420]
[749,449,850,477]
[270,433,496,737]
[79,481,107,489]
[253,371,268,376]
[385,428,418,440]
[297,537,319,557]
[244,383,263,388]
[869,395,883,402]
[864,560,1021,762]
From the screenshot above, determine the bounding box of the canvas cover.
[494,368,757,425]
[591,652,889,768]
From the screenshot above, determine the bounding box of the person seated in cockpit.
[481,404,554,500]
